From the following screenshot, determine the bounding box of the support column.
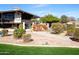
[47,23,49,28]
[23,22,25,29]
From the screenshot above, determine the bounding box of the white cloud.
[33,4,48,8]
[34,10,53,17]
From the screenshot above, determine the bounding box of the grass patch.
[0,44,79,55]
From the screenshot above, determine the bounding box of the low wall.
[32,23,48,31]
[0,28,14,32]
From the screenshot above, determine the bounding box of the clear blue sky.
[0,4,79,18]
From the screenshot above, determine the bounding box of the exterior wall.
[23,20,31,29]
[0,12,22,28]
[14,12,21,23]
[0,11,38,29]
[0,13,14,23]
[14,12,31,29]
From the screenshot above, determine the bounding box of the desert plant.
[51,23,64,34]
[67,24,75,36]
[13,29,25,39]
[1,29,8,36]
[63,24,67,31]
[19,23,25,34]
[13,23,25,39]
[73,27,79,39]
[22,34,31,42]
[13,29,21,38]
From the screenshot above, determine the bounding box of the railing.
[0,19,31,24]
[0,20,14,24]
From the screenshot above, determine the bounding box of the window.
[3,13,14,20]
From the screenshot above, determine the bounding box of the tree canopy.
[40,14,60,23]
[31,19,38,22]
[60,15,69,23]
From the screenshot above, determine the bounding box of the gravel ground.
[0,31,79,47]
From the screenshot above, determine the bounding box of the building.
[0,9,39,29]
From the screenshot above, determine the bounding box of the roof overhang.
[0,9,40,18]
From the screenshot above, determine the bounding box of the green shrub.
[1,29,8,36]
[63,24,67,31]
[22,34,31,39]
[13,29,20,38]
[13,29,25,39]
[67,24,75,36]
[13,23,25,39]
[22,34,31,42]
[73,28,79,39]
[51,23,64,34]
